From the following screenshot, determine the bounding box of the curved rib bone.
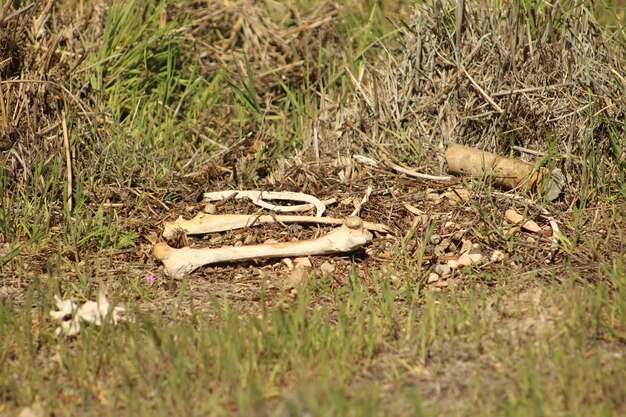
[163,212,389,239]
[203,190,329,216]
[154,216,373,278]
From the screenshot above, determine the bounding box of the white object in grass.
[50,292,126,336]
[154,216,373,278]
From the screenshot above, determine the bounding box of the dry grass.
[330,0,626,199]
[1,1,625,416]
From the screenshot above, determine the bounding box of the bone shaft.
[165,213,387,237]
[188,235,339,267]
[186,214,342,232]
[156,218,373,277]
[445,144,544,191]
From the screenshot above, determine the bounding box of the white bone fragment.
[351,185,373,216]
[457,252,482,267]
[202,190,333,217]
[154,216,373,278]
[283,257,313,290]
[353,154,378,166]
[50,292,126,336]
[547,217,560,244]
[163,212,389,239]
[505,208,542,233]
[50,297,81,336]
[404,202,424,216]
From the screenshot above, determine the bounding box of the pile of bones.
[153,190,390,278]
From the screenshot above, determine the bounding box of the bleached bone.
[50,292,126,336]
[163,212,389,239]
[154,216,373,278]
[350,185,373,216]
[203,190,331,217]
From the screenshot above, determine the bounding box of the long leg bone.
[163,212,390,239]
[154,216,373,278]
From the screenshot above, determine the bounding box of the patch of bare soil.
[138,157,588,318]
[4,152,611,319]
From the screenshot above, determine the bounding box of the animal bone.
[162,212,390,239]
[50,292,127,336]
[154,216,373,278]
[446,144,559,196]
[350,185,373,216]
[203,190,332,217]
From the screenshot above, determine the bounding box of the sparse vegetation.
[1,1,625,416]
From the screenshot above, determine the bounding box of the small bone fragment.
[447,253,482,269]
[282,258,313,290]
[351,185,373,216]
[163,212,389,239]
[382,154,453,181]
[154,217,374,278]
[458,252,482,267]
[505,208,542,233]
[446,144,546,192]
[353,154,378,166]
[50,292,126,336]
[281,258,294,270]
[547,218,560,244]
[404,202,424,216]
[284,262,311,290]
[203,190,331,217]
[504,208,524,224]
[295,257,312,269]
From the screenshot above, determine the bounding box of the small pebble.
[430,234,442,245]
[435,264,452,276]
[320,261,335,274]
[427,272,440,283]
